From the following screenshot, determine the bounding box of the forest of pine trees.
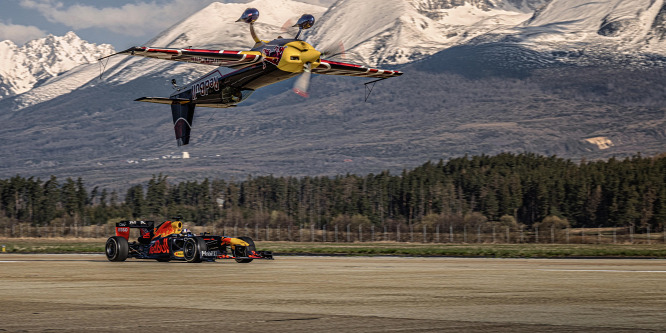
[1,153,665,231]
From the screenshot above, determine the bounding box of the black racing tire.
[235,236,255,263]
[105,236,129,262]
[184,237,207,263]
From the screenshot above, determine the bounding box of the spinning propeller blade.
[293,62,312,98]
[280,17,298,36]
[319,41,346,60]
[291,41,344,98]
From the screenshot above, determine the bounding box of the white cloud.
[0,21,47,45]
[19,0,214,37]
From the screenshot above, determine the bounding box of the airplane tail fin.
[171,102,196,146]
[135,97,195,146]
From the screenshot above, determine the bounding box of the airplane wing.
[312,60,403,79]
[101,46,263,69]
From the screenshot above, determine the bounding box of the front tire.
[106,236,129,262]
[183,237,207,263]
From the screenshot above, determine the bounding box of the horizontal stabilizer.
[135,97,190,105]
[196,104,236,109]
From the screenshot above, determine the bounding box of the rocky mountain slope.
[0,48,663,190]
[0,0,664,190]
[517,0,666,54]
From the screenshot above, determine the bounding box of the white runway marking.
[539,269,666,273]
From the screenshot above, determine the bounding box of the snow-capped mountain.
[103,0,327,86]
[7,0,666,105]
[0,32,114,99]
[307,0,549,66]
[515,0,666,54]
[0,0,664,189]
[6,0,666,110]
[308,0,666,67]
[8,0,326,110]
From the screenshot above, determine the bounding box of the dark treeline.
[1,153,665,230]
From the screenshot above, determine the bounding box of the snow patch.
[584,137,614,150]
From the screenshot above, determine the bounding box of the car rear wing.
[115,220,155,241]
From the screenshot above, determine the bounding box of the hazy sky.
[0,0,334,49]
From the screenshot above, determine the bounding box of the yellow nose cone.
[278,41,321,73]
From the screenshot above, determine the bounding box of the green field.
[1,238,666,258]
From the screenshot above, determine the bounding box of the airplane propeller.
[291,41,345,98]
[319,41,346,60]
[238,10,343,98]
[288,14,317,98]
[292,62,312,97]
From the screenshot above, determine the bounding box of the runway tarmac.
[1,254,665,332]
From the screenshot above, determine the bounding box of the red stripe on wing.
[120,46,262,68]
[146,48,179,54]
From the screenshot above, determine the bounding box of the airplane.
[100,8,403,146]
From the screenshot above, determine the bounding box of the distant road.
[1,255,665,332]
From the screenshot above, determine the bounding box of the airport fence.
[0,222,665,245]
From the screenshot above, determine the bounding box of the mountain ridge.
[0,31,114,99]
[0,0,664,190]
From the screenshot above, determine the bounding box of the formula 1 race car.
[105,220,273,263]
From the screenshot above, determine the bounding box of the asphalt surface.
[1,254,665,332]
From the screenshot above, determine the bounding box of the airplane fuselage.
[170,38,321,108]
[104,8,402,146]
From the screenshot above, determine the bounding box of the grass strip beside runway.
[1,238,665,258]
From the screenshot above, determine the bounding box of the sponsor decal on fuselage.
[263,45,285,65]
[191,72,222,100]
[189,57,224,65]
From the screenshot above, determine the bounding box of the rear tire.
[235,236,255,263]
[105,236,129,262]
[184,237,207,263]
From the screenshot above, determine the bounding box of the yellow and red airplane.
[101,8,402,146]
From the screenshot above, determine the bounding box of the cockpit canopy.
[237,8,259,23]
[293,14,315,30]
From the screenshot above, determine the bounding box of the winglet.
[97,46,145,61]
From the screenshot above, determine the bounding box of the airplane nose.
[302,50,321,64]
[280,42,321,73]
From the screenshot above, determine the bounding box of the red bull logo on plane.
[263,45,285,65]
[191,72,221,100]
